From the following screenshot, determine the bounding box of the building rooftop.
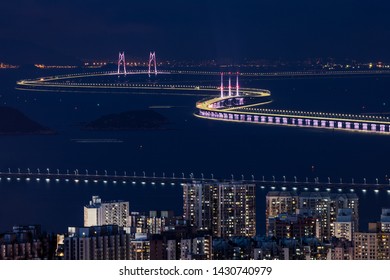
[85,195,127,208]
[336,209,353,222]
[381,208,390,223]
[299,192,331,199]
[266,191,298,197]
[330,193,359,200]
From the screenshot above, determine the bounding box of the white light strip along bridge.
[1,169,390,193]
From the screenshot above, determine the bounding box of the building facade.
[267,213,316,239]
[183,181,256,238]
[84,196,129,227]
[64,225,131,260]
[266,191,359,241]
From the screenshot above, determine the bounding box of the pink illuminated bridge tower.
[220,72,241,98]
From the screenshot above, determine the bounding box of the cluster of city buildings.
[0,62,19,69]
[1,182,390,260]
[258,191,390,260]
[80,58,390,71]
[34,64,77,69]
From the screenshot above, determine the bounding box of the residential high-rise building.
[183,181,255,238]
[265,191,298,234]
[354,222,390,260]
[64,225,131,260]
[128,211,148,234]
[129,238,150,260]
[83,196,129,227]
[267,213,316,239]
[0,225,54,260]
[266,192,359,241]
[329,193,359,236]
[266,191,299,216]
[128,211,181,235]
[354,231,378,260]
[334,209,355,241]
[298,192,359,241]
[149,227,212,260]
[183,182,215,232]
[299,192,331,240]
[328,238,354,260]
[380,208,390,233]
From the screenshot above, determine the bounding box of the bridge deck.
[1,172,389,190]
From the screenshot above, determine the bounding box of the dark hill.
[0,107,54,135]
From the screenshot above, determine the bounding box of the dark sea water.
[1,67,390,234]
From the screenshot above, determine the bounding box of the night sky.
[1,0,390,63]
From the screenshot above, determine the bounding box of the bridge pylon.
[236,72,240,96]
[228,72,232,96]
[117,52,127,75]
[148,51,157,77]
[220,73,224,98]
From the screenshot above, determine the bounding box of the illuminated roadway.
[11,68,390,191]
[1,169,390,193]
[15,69,390,92]
[195,90,390,135]
[16,70,225,96]
[16,69,390,134]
